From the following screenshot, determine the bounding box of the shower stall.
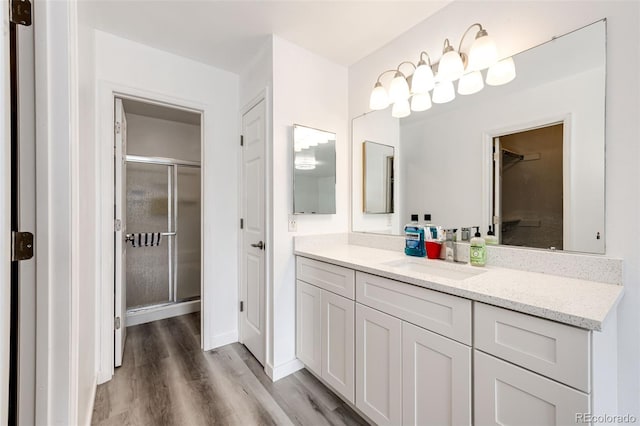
[120,98,202,326]
[126,158,201,313]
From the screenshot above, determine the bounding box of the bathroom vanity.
[294,238,622,426]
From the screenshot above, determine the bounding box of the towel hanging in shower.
[130,232,163,248]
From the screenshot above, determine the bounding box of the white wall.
[349,1,640,416]
[93,30,239,381]
[270,35,349,371]
[126,113,201,162]
[352,112,400,233]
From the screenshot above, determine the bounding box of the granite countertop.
[294,243,623,331]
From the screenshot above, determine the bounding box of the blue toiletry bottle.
[404,214,426,257]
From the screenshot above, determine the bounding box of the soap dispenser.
[470,226,486,267]
[485,225,498,245]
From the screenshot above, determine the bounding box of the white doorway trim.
[482,114,572,246]
[96,82,205,384]
[238,88,273,375]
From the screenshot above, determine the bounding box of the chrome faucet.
[444,228,457,262]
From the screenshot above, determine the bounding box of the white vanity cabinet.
[295,255,616,426]
[355,272,473,426]
[474,302,592,425]
[355,303,402,426]
[295,257,356,404]
[402,322,472,426]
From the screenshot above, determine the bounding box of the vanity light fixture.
[367,22,515,118]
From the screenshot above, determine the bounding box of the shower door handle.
[251,241,265,250]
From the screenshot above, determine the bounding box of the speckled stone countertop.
[294,242,623,331]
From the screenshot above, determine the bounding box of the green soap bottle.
[470,226,486,267]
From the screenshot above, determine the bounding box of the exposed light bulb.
[410,93,432,112]
[458,71,484,95]
[391,99,411,118]
[369,82,389,110]
[486,57,516,86]
[389,72,410,103]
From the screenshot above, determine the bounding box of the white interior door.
[114,98,127,367]
[493,137,502,242]
[240,99,266,365]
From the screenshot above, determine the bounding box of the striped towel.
[130,232,163,248]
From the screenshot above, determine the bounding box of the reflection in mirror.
[363,141,395,214]
[293,125,336,214]
[352,20,606,254]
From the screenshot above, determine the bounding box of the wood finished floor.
[92,313,368,426]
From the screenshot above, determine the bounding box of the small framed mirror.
[363,141,394,213]
[293,124,336,214]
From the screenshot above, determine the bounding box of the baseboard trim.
[266,358,304,382]
[208,330,238,350]
[126,300,200,327]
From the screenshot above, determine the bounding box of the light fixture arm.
[375,69,400,83]
[418,51,432,67]
[458,23,484,53]
[396,60,416,75]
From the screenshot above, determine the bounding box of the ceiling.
[81,0,452,74]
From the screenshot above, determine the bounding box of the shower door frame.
[125,154,201,316]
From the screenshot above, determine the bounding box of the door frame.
[1,2,12,423]
[97,82,205,383]
[238,88,272,373]
[482,113,572,246]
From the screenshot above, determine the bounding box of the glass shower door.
[126,162,172,309]
[176,166,201,301]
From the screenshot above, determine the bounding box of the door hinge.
[114,317,121,330]
[10,0,32,26]
[240,218,244,229]
[114,219,122,232]
[240,301,244,312]
[493,215,500,224]
[115,122,121,135]
[11,231,34,261]
[240,135,244,146]
[493,152,500,161]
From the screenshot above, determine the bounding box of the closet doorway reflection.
[119,98,202,327]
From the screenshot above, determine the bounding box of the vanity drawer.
[296,257,355,299]
[356,272,471,345]
[474,302,590,392]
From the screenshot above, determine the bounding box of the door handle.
[251,241,265,250]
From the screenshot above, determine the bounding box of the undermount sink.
[382,258,486,281]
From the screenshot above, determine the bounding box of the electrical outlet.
[288,215,297,232]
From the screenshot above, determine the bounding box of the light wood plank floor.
[92,313,368,426]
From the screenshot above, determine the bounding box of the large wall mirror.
[352,20,606,254]
[293,124,336,214]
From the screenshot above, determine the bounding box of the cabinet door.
[296,280,322,375]
[321,291,355,404]
[474,351,589,426]
[356,304,402,426]
[402,322,471,426]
